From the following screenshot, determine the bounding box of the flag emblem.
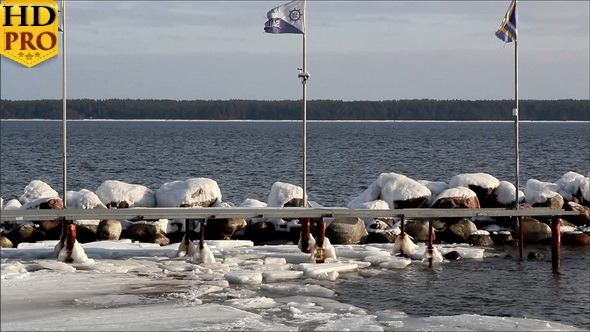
[264,0,305,34]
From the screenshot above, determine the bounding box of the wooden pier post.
[551,216,561,272]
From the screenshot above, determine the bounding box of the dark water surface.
[1,120,589,329]
[1,120,589,206]
[332,245,590,330]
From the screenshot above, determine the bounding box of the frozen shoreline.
[2,240,587,331]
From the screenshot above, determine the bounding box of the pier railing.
[1,206,580,270]
[0,206,580,222]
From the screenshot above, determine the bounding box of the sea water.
[1,120,589,205]
[1,120,589,329]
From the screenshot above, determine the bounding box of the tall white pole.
[61,0,67,208]
[514,38,519,210]
[302,33,307,207]
[300,0,308,207]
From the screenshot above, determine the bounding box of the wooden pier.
[0,206,579,222]
[1,206,581,271]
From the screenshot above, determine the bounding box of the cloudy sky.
[1,0,588,101]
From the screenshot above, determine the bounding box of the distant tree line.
[1,99,588,121]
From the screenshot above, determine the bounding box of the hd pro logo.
[1,0,59,67]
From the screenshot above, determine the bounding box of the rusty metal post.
[518,216,524,261]
[551,216,561,272]
[428,220,434,268]
[184,219,191,246]
[199,220,205,250]
[315,219,326,263]
[64,223,77,263]
[399,216,406,256]
[56,219,68,253]
[300,218,311,253]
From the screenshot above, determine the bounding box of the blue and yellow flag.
[495,0,517,43]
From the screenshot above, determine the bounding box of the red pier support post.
[184,219,191,246]
[199,220,205,250]
[300,218,311,253]
[315,219,326,263]
[518,216,524,261]
[551,216,561,272]
[64,223,77,263]
[399,216,406,257]
[428,220,434,268]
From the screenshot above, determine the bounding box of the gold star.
[25,53,34,60]
[18,52,24,57]
[35,52,41,57]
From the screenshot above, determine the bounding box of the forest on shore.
[1,99,588,121]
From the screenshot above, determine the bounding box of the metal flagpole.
[61,0,67,208]
[515,31,524,261]
[298,0,309,207]
[514,39,519,211]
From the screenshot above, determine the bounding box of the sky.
[1,0,589,101]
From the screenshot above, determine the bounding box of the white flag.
[264,0,305,34]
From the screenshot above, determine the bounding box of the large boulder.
[562,232,590,246]
[442,218,478,243]
[3,199,22,210]
[469,231,494,246]
[38,220,62,233]
[123,222,170,246]
[563,202,590,226]
[513,217,552,244]
[365,230,397,243]
[348,173,431,209]
[6,224,45,245]
[19,180,59,205]
[73,225,97,243]
[532,193,564,210]
[204,218,246,240]
[431,187,480,209]
[97,180,156,208]
[366,220,398,243]
[377,173,431,209]
[326,217,368,245]
[155,178,221,207]
[21,197,64,240]
[1,235,14,248]
[418,181,449,206]
[555,172,587,202]
[404,220,432,243]
[524,179,561,206]
[449,173,500,207]
[66,189,107,209]
[244,220,277,244]
[348,181,382,208]
[489,231,515,245]
[97,219,122,240]
[21,197,64,210]
[267,182,309,207]
[487,181,523,208]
